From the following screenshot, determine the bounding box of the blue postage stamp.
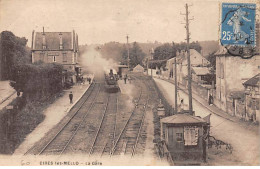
[221,3,256,46]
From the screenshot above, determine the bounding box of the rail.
[131,95,149,157]
[88,95,110,155]
[110,85,143,155]
[37,83,101,155]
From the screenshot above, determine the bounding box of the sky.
[0,0,258,46]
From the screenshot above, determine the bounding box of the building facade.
[243,74,260,122]
[31,29,79,73]
[215,46,260,113]
[166,49,211,85]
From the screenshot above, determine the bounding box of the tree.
[153,43,177,60]
[175,41,202,53]
[120,45,128,65]
[0,31,30,80]
[99,42,125,63]
[151,42,177,69]
[129,42,146,68]
[10,63,63,100]
[207,51,217,70]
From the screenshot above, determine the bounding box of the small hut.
[133,64,144,73]
[160,114,208,164]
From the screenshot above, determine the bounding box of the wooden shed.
[160,114,208,164]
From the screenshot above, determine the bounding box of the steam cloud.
[79,46,118,76]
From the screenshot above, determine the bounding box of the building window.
[176,133,183,142]
[63,53,67,62]
[53,56,56,62]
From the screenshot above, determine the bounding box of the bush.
[10,63,63,100]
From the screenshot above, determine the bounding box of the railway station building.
[31,28,79,83]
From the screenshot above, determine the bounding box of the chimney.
[42,27,46,49]
[31,30,35,49]
[59,32,63,50]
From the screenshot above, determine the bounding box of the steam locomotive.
[104,69,120,93]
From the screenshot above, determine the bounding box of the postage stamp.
[221,3,256,47]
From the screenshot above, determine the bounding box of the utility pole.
[181,3,193,114]
[126,35,130,71]
[174,57,178,114]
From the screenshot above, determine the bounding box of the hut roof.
[161,114,206,125]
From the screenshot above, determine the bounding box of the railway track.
[110,77,149,157]
[25,74,152,157]
[25,82,101,155]
[88,93,118,157]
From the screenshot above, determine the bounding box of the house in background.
[181,49,210,67]
[214,46,260,116]
[133,64,144,73]
[243,73,260,122]
[31,28,79,83]
[166,49,211,85]
[191,67,213,85]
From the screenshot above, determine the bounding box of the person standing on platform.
[69,91,73,104]
[123,74,127,84]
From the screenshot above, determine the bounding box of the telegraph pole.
[174,57,178,114]
[126,35,130,71]
[181,3,193,114]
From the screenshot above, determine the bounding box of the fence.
[182,78,209,101]
[151,78,174,116]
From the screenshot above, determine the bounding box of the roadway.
[154,78,259,165]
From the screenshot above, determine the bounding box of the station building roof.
[33,32,74,50]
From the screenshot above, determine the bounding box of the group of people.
[69,76,93,104]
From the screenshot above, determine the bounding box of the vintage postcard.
[0,0,259,166]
